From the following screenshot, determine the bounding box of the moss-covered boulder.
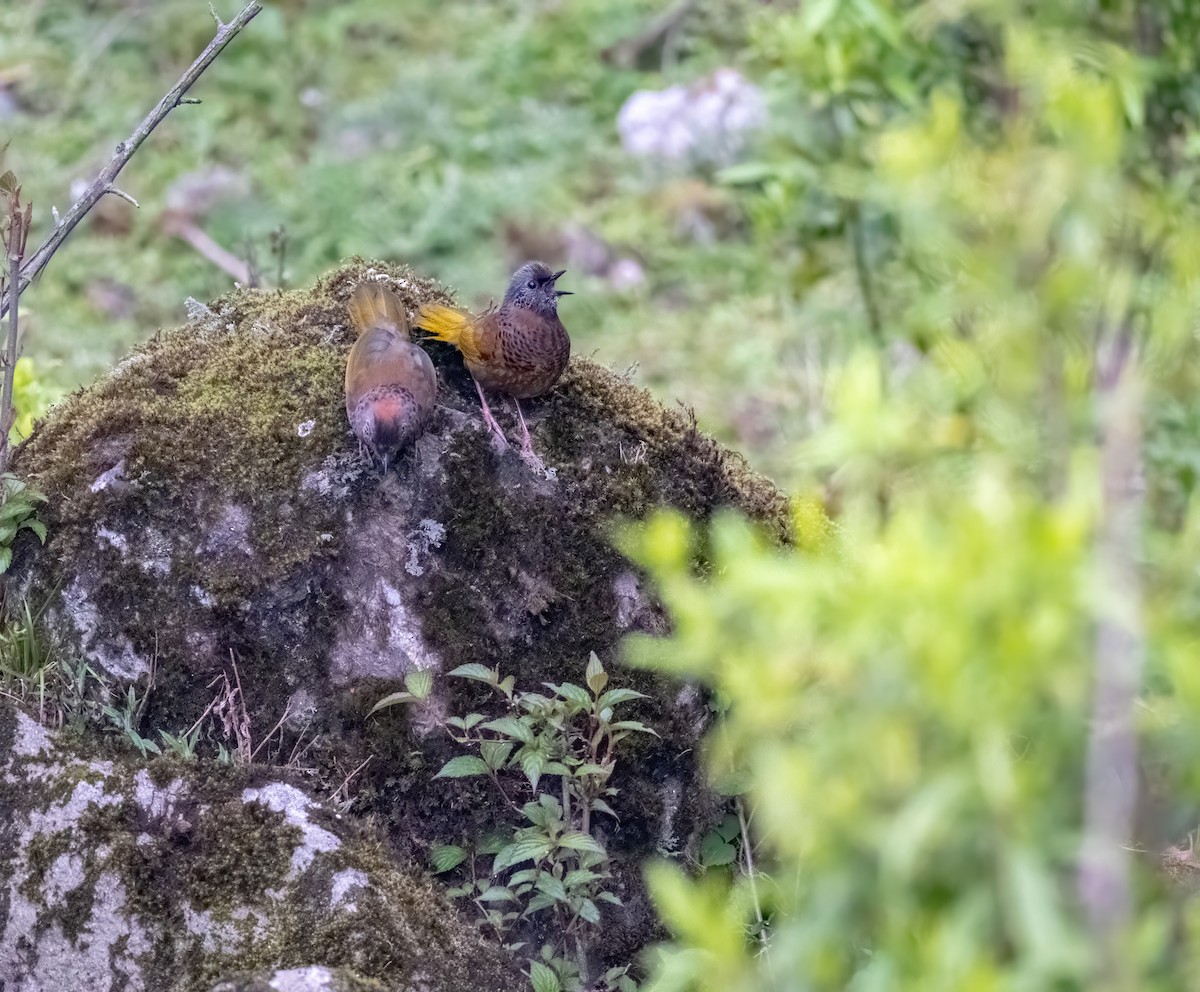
[0,703,516,991]
[4,259,787,987]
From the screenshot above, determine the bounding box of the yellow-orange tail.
[348,283,411,340]
[416,302,477,354]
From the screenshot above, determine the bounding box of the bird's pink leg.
[474,379,508,446]
[512,399,548,474]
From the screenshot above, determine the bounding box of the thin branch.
[103,185,140,209]
[0,1,263,321]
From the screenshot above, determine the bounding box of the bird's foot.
[518,439,555,479]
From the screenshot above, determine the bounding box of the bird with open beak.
[417,261,572,469]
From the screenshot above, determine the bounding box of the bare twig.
[0,1,263,321]
[1078,324,1144,969]
[161,212,253,285]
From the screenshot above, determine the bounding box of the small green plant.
[372,653,654,988]
[0,598,54,717]
[0,473,46,574]
[158,724,202,760]
[101,684,161,758]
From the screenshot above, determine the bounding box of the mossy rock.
[6,258,788,980]
[0,703,518,992]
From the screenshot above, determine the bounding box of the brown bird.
[344,282,437,470]
[416,261,571,465]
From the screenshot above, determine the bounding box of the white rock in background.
[617,68,766,167]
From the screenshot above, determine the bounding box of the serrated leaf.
[20,519,46,543]
[404,669,433,699]
[546,681,592,706]
[595,891,623,906]
[434,755,490,778]
[447,663,497,684]
[481,716,535,743]
[700,831,737,867]
[557,831,605,856]
[521,749,547,791]
[597,688,647,710]
[530,961,561,992]
[585,651,608,694]
[578,898,601,924]
[609,720,658,737]
[477,886,515,902]
[522,800,552,828]
[367,691,415,716]
[508,868,539,885]
[534,873,568,902]
[522,891,558,915]
[477,833,509,856]
[717,813,741,842]
[590,798,618,820]
[574,763,612,779]
[430,844,467,873]
[462,712,486,729]
[493,837,554,872]
[0,546,12,574]
[497,674,515,697]
[563,868,597,889]
[481,740,515,771]
[543,761,571,777]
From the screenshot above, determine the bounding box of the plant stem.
[1078,323,1143,981]
[737,797,765,931]
[0,2,264,321]
[1,218,19,471]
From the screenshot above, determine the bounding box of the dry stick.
[0,1,263,322]
[1078,325,1143,973]
[1,220,19,470]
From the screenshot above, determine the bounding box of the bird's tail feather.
[416,303,474,351]
[349,283,410,340]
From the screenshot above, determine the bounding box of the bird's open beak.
[552,269,567,281]
[552,269,572,295]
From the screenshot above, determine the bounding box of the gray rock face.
[2,260,788,990]
[0,706,515,992]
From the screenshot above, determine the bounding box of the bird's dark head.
[503,261,571,316]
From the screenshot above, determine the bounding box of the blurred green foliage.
[615,0,1200,989]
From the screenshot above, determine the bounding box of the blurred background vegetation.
[9,0,1200,988]
[0,0,856,488]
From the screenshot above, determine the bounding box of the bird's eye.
[527,280,537,289]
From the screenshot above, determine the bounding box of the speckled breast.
[473,314,571,399]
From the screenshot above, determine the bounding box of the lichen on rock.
[3,258,789,987]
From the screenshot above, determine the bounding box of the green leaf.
[0,546,12,574]
[543,761,571,777]
[590,798,618,820]
[522,891,558,915]
[563,868,597,889]
[574,763,612,779]
[608,720,658,737]
[367,691,415,716]
[595,891,623,906]
[447,663,497,684]
[20,518,46,543]
[699,831,737,868]
[557,831,605,856]
[404,669,433,699]
[596,688,647,710]
[585,651,608,695]
[546,681,592,706]
[521,749,547,791]
[530,960,561,992]
[534,873,568,903]
[430,844,467,873]
[434,755,490,778]
[477,886,516,902]
[481,740,515,771]
[481,716,535,743]
[716,813,741,842]
[493,836,554,872]
[577,898,601,924]
[508,868,540,886]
